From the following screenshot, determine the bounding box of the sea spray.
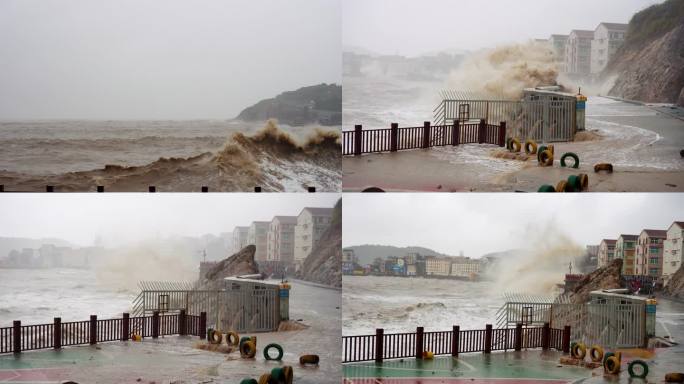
[446,41,559,99]
[91,240,199,291]
[484,221,585,296]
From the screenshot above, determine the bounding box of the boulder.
[567,258,623,304]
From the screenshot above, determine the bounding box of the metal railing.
[342,323,570,363]
[0,311,207,355]
[342,120,506,156]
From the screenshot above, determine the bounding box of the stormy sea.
[0,119,341,192]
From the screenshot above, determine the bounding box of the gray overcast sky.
[0,193,340,246]
[343,0,664,56]
[343,194,684,257]
[0,0,341,120]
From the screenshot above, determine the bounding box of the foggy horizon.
[0,193,340,247]
[343,194,684,258]
[343,0,665,57]
[0,0,341,120]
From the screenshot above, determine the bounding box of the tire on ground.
[263,343,284,361]
[524,140,538,155]
[560,152,580,168]
[299,354,320,365]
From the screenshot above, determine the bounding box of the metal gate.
[550,302,645,348]
[435,98,576,142]
[132,280,280,333]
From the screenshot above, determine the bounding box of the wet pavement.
[0,280,341,384]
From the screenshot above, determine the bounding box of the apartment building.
[294,207,334,267]
[615,234,638,275]
[425,256,451,276]
[232,226,249,254]
[548,34,568,72]
[248,221,270,262]
[450,260,480,278]
[663,221,684,284]
[635,229,667,277]
[565,30,594,74]
[598,239,617,268]
[266,216,297,264]
[590,23,628,74]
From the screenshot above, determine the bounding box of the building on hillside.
[598,239,616,268]
[248,221,270,262]
[450,259,480,278]
[342,248,356,275]
[636,229,667,277]
[425,256,451,276]
[663,221,684,285]
[266,216,297,264]
[232,226,249,254]
[615,234,639,275]
[294,207,334,268]
[590,23,628,74]
[549,34,569,72]
[565,30,594,75]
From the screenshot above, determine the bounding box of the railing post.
[451,325,460,357]
[498,121,507,147]
[54,317,61,350]
[422,122,431,148]
[562,325,571,353]
[199,312,207,340]
[478,119,486,144]
[452,120,460,146]
[542,322,550,350]
[354,125,362,156]
[514,323,522,351]
[122,313,130,341]
[152,311,160,339]
[415,327,424,359]
[12,320,20,354]
[390,123,398,152]
[89,315,97,345]
[375,328,384,363]
[484,324,492,354]
[179,310,186,336]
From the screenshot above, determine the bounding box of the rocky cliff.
[606,0,684,106]
[566,258,623,304]
[236,83,341,126]
[200,245,259,288]
[297,199,341,287]
[664,266,684,300]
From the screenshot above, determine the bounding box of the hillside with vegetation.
[345,244,450,266]
[236,83,341,126]
[606,0,684,106]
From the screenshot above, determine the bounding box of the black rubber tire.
[604,356,620,374]
[270,367,284,382]
[226,331,240,347]
[511,138,522,153]
[362,187,385,192]
[594,163,614,173]
[603,351,614,364]
[263,343,284,361]
[538,184,556,192]
[578,173,589,191]
[524,140,538,155]
[628,360,649,379]
[560,152,580,168]
[556,180,568,193]
[299,354,320,365]
[240,379,258,384]
[537,145,548,162]
[589,345,603,363]
[539,150,553,166]
[257,373,271,384]
[282,366,293,384]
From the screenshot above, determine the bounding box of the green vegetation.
[624,0,684,48]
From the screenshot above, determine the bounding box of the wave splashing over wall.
[447,41,559,99]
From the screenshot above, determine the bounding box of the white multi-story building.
[565,30,594,75]
[450,260,481,278]
[266,216,297,264]
[248,221,270,262]
[549,34,568,72]
[635,229,666,277]
[590,23,628,74]
[425,257,451,276]
[663,221,684,285]
[232,226,249,254]
[294,207,334,266]
[597,239,616,268]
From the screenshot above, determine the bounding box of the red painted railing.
[342,119,507,156]
[0,311,207,354]
[342,323,570,363]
